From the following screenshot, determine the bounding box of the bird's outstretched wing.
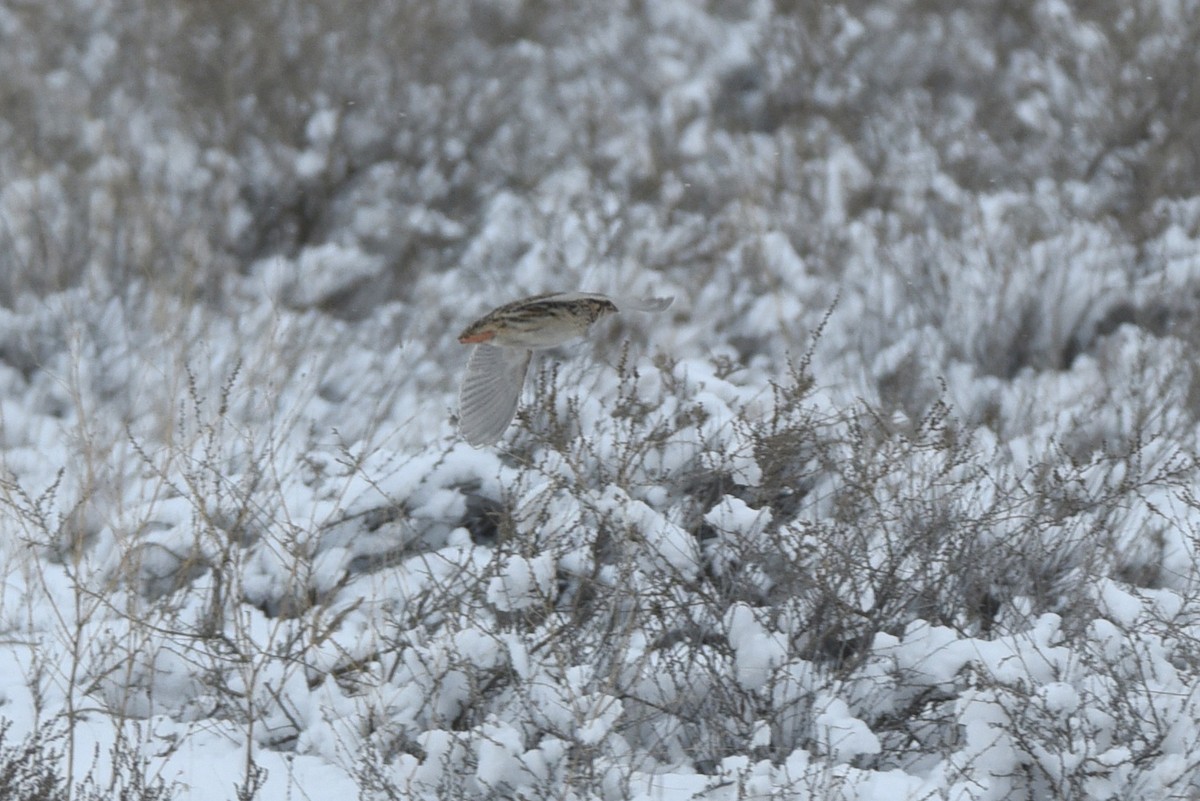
[459,344,533,447]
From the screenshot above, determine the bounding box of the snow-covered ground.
[2,0,1200,798]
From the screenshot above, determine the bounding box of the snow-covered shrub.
[4,0,1200,799]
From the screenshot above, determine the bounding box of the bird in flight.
[457,291,674,447]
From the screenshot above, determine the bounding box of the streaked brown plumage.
[456,291,673,447]
[458,292,619,348]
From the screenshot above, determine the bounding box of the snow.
[726,602,787,691]
[485,552,556,611]
[813,697,882,763]
[1,1,1199,799]
[254,243,386,308]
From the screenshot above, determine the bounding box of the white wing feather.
[459,345,533,447]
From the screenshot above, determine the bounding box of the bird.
[457,291,674,447]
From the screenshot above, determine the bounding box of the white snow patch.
[813,696,882,763]
[486,552,556,611]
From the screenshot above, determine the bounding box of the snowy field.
[2,1,1200,799]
